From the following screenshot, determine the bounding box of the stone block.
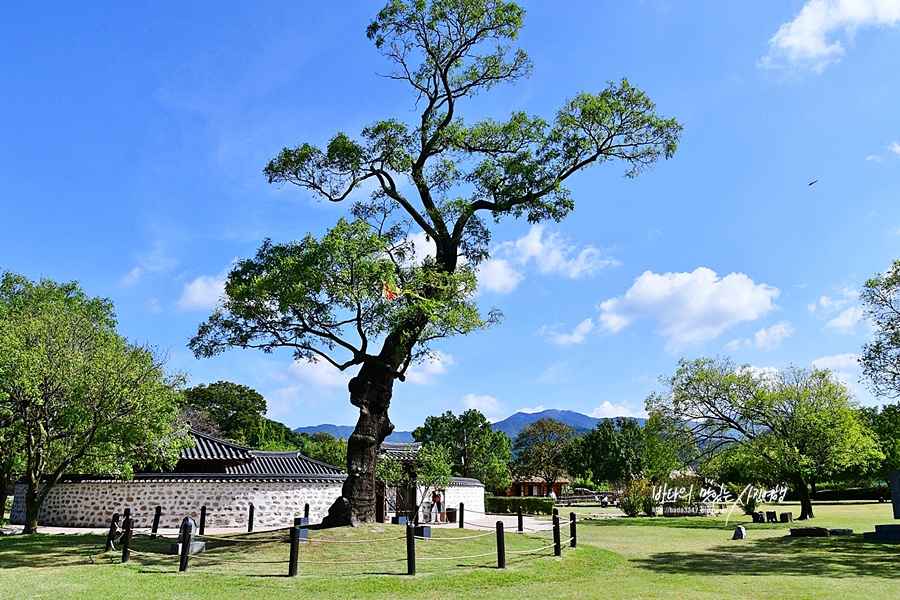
[169,541,206,555]
[790,527,829,537]
[414,525,431,538]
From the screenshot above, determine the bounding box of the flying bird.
[808,180,818,186]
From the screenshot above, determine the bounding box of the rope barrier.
[293,557,407,565]
[304,536,406,544]
[416,551,497,561]
[414,531,494,541]
[506,541,558,555]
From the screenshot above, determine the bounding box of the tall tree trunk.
[322,360,396,527]
[0,461,10,521]
[23,477,40,534]
[791,472,815,520]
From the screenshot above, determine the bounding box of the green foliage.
[861,261,900,398]
[484,495,555,515]
[298,432,348,468]
[0,272,187,532]
[617,479,654,518]
[513,418,575,487]
[856,403,900,485]
[412,409,512,490]
[740,495,759,516]
[183,381,266,443]
[376,443,453,519]
[650,357,883,519]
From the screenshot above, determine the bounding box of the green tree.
[0,273,186,533]
[299,432,350,468]
[413,409,512,490]
[190,0,681,525]
[859,403,900,484]
[861,260,900,398]
[649,357,882,520]
[513,418,575,489]
[183,381,267,444]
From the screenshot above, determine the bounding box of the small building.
[506,476,569,498]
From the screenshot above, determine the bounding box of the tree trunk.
[0,463,9,521]
[322,360,396,527]
[791,472,815,520]
[23,477,40,534]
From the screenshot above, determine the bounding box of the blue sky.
[2,1,899,431]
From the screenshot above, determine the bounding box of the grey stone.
[828,528,853,536]
[890,470,900,520]
[732,526,747,540]
[863,524,900,541]
[790,527,830,537]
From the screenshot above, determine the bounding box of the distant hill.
[294,409,644,444]
[491,409,645,439]
[293,424,414,443]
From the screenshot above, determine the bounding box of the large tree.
[649,357,882,520]
[861,260,900,398]
[413,409,512,490]
[190,0,681,525]
[0,273,186,533]
[513,418,575,489]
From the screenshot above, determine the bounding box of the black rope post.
[517,506,523,533]
[105,512,120,552]
[248,503,255,533]
[121,517,133,564]
[570,512,577,548]
[178,518,191,572]
[288,526,300,577]
[199,505,207,536]
[150,506,161,539]
[553,514,561,557]
[406,523,416,576]
[304,503,310,520]
[458,502,465,529]
[553,507,559,518]
[496,521,506,569]
[123,507,131,521]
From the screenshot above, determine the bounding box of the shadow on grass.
[632,534,900,579]
[586,516,764,530]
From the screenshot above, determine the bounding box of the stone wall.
[10,478,343,528]
[444,480,485,516]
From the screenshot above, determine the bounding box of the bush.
[617,479,654,517]
[485,496,555,515]
[740,495,758,515]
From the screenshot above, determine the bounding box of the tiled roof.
[227,451,345,476]
[180,430,253,462]
[379,441,422,462]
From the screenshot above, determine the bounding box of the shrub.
[740,495,758,515]
[485,496,555,515]
[617,479,653,517]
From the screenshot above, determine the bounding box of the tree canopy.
[412,409,512,490]
[190,0,681,525]
[649,357,882,520]
[0,272,186,533]
[513,418,575,488]
[861,260,900,398]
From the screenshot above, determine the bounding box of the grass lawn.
[1,501,898,599]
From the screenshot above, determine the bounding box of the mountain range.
[293,408,645,442]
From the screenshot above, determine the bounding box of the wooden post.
[406,523,416,576]
[199,506,207,536]
[105,512,120,552]
[496,521,506,569]
[570,512,577,548]
[248,503,255,533]
[178,519,191,572]
[150,506,161,539]
[121,517,134,563]
[123,507,131,520]
[553,507,559,518]
[458,502,465,529]
[288,526,300,577]
[553,514,561,557]
[517,506,523,533]
[304,503,310,520]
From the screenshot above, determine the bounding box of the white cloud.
[519,405,546,414]
[589,401,647,419]
[405,351,456,385]
[890,141,900,154]
[176,274,226,310]
[532,362,571,384]
[477,258,524,294]
[120,267,143,286]
[264,386,302,417]
[540,318,595,346]
[760,0,900,72]
[726,320,796,350]
[753,321,796,349]
[598,267,780,352]
[147,298,162,314]
[812,352,861,369]
[824,305,864,333]
[288,359,351,388]
[478,225,616,294]
[866,154,883,161]
[461,393,505,418]
[407,231,437,264]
